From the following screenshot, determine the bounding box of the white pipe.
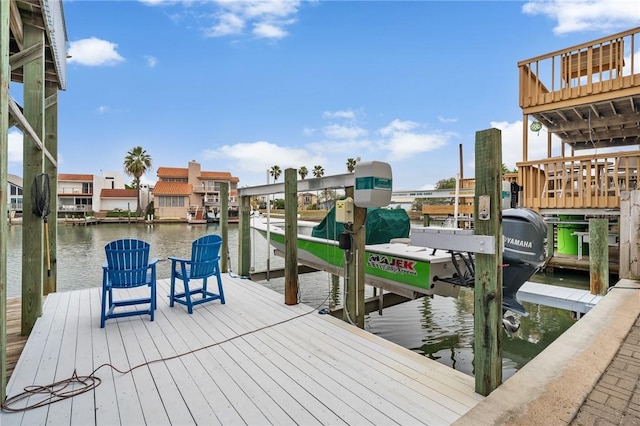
[454,173,460,228]
[266,170,271,280]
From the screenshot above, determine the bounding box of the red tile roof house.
[152,161,239,221]
[100,189,139,212]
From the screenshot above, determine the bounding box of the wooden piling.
[284,169,298,305]
[344,187,366,328]
[220,182,229,272]
[43,87,58,295]
[473,128,504,396]
[22,23,45,335]
[589,218,609,295]
[619,191,640,279]
[547,222,555,260]
[238,195,251,277]
[1,0,9,402]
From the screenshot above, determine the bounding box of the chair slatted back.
[189,235,222,279]
[105,239,151,288]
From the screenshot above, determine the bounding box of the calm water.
[6,222,579,380]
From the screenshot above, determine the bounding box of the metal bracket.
[410,226,496,254]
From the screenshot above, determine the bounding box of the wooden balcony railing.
[519,27,639,111]
[517,151,640,210]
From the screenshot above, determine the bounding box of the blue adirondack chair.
[169,234,225,314]
[101,239,158,328]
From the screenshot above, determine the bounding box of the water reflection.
[8,223,579,378]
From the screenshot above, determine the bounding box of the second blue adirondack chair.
[169,234,225,314]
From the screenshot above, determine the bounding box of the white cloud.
[67,37,125,66]
[8,131,22,164]
[208,12,245,37]
[489,120,562,171]
[438,116,458,124]
[377,119,451,161]
[204,0,302,40]
[379,119,419,136]
[307,139,371,155]
[323,124,368,140]
[253,22,288,39]
[382,132,450,161]
[97,105,110,114]
[210,140,325,173]
[522,0,640,35]
[144,55,158,68]
[323,110,357,120]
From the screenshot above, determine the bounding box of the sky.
[7,0,640,190]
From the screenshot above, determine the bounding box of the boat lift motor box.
[354,161,392,208]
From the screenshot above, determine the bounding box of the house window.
[82,182,93,194]
[158,196,185,207]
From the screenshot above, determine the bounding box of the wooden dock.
[1,276,482,425]
[518,281,603,317]
[4,298,30,384]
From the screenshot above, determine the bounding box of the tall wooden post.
[284,168,298,305]
[43,87,58,294]
[22,24,45,335]
[220,182,229,272]
[1,0,10,401]
[344,187,366,328]
[238,195,251,277]
[589,218,609,295]
[619,191,640,279]
[474,128,503,396]
[546,223,555,259]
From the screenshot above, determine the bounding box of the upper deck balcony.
[517,27,640,212]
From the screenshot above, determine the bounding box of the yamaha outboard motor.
[502,208,548,316]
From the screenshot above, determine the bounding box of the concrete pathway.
[571,314,640,425]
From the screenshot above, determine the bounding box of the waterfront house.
[152,161,239,220]
[298,192,318,209]
[58,171,141,214]
[517,27,640,215]
[7,174,23,215]
[515,27,640,260]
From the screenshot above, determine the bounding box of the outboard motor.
[502,208,548,317]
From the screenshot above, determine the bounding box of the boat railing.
[517,151,640,210]
[518,27,639,112]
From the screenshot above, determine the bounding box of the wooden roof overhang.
[9,0,67,90]
[529,93,640,151]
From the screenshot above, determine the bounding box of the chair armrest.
[168,256,188,263]
[102,262,108,270]
[149,258,159,266]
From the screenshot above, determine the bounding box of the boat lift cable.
[1,291,333,414]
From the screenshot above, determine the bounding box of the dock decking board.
[2,276,482,425]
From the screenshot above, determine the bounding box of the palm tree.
[270,165,282,182]
[299,166,308,180]
[124,146,152,213]
[312,165,324,178]
[346,158,357,173]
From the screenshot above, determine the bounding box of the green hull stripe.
[264,231,431,290]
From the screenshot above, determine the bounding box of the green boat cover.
[311,207,410,244]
